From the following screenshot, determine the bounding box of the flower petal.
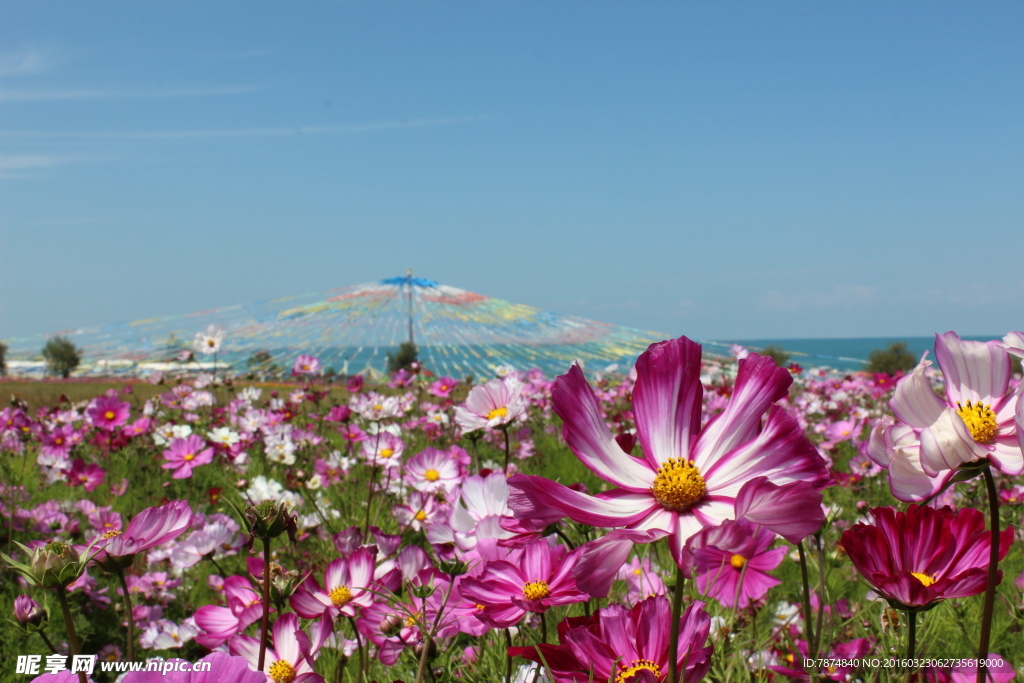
[552,363,656,491]
[631,337,704,469]
[691,354,792,466]
[890,359,945,429]
[507,474,656,527]
[935,331,1011,406]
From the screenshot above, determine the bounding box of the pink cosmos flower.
[510,596,713,683]
[162,434,215,479]
[89,395,131,430]
[291,355,321,377]
[120,652,265,683]
[360,431,404,467]
[68,458,106,492]
[94,500,194,562]
[508,337,829,562]
[871,332,1020,501]
[617,556,667,604]
[395,491,446,532]
[841,505,1012,611]
[405,447,460,493]
[428,376,457,398]
[41,425,75,458]
[290,546,378,620]
[459,539,588,628]
[194,575,265,648]
[230,612,330,683]
[454,376,527,433]
[684,519,785,609]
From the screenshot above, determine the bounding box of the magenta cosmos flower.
[685,519,785,609]
[89,395,130,430]
[871,332,1020,501]
[459,538,588,628]
[510,596,713,683]
[289,546,378,620]
[118,652,265,683]
[840,505,1012,611]
[230,612,330,683]
[454,376,527,433]
[162,434,215,479]
[508,337,829,561]
[94,500,193,565]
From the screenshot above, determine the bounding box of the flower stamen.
[651,458,706,511]
[329,585,353,607]
[522,580,550,600]
[616,659,661,683]
[956,400,998,444]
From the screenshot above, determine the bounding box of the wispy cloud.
[759,285,880,313]
[0,48,57,76]
[0,115,491,139]
[0,84,263,103]
[0,154,70,171]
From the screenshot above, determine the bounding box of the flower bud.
[410,582,435,599]
[244,500,298,549]
[379,613,404,636]
[412,641,438,659]
[13,595,47,629]
[436,559,468,577]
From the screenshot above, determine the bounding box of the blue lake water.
[701,336,1004,372]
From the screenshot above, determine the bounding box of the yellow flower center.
[912,572,936,587]
[415,510,427,521]
[406,611,422,627]
[651,458,706,511]
[207,339,216,347]
[268,660,296,683]
[329,585,353,607]
[486,406,508,421]
[956,401,998,444]
[730,554,747,570]
[424,469,440,482]
[104,411,116,420]
[380,448,394,458]
[373,404,383,411]
[183,453,195,461]
[616,659,662,683]
[103,530,122,539]
[522,580,550,600]
[633,568,643,576]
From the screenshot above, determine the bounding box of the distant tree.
[866,341,918,376]
[42,336,81,378]
[0,341,7,376]
[324,367,337,381]
[387,341,419,373]
[759,345,790,367]
[1011,355,1022,378]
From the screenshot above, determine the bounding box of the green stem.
[504,628,514,683]
[258,539,272,672]
[117,569,136,661]
[977,466,1000,683]
[37,630,58,655]
[797,541,816,664]
[905,610,917,683]
[813,533,826,659]
[56,585,87,683]
[501,424,511,474]
[667,561,685,683]
[347,616,365,683]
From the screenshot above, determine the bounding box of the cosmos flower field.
[2,332,1024,683]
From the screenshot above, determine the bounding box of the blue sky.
[1,1,1021,342]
